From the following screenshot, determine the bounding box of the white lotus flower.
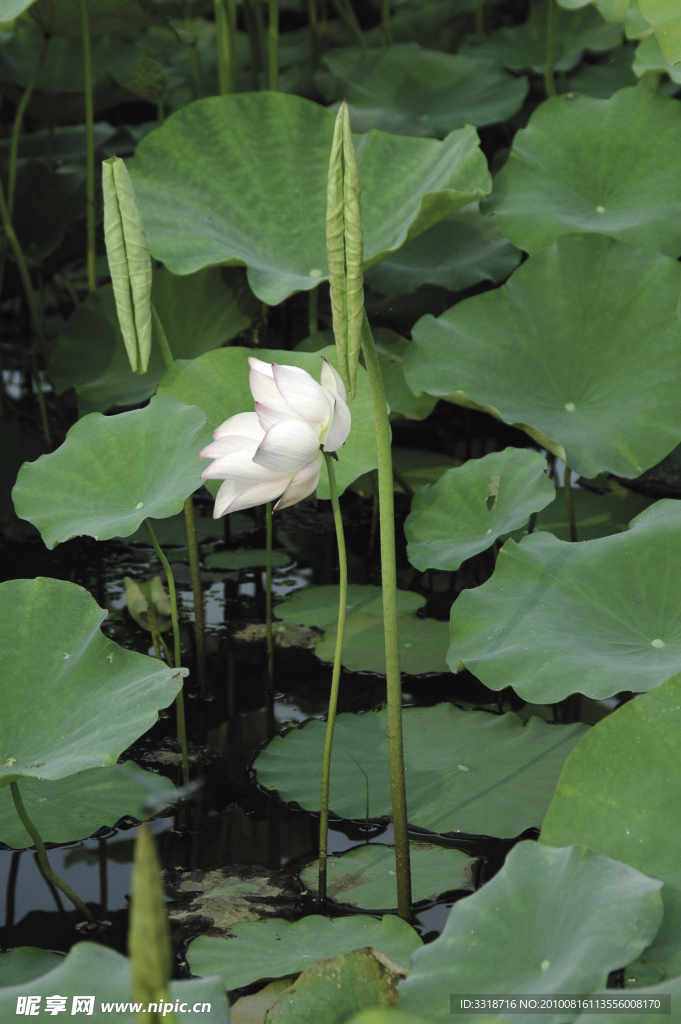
[199,356,351,517]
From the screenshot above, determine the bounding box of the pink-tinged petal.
[199,434,259,460]
[254,400,305,432]
[274,454,322,511]
[213,479,239,517]
[201,448,281,483]
[213,412,264,442]
[322,393,351,452]
[218,476,292,516]
[248,356,274,377]
[272,364,330,425]
[249,360,295,414]
[252,419,321,474]
[320,358,346,403]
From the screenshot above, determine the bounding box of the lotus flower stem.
[331,0,367,48]
[563,463,578,542]
[144,519,190,789]
[184,495,206,694]
[381,0,392,46]
[10,782,97,924]
[214,0,236,94]
[544,0,558,99]
[309,284,319,336]
[80,0,96,291]
[268,0,279,90]
[265,500,274,707]
[318,451,348,904]
[360,314,412,920]
[8,34,49,215]
[184,0,203,99]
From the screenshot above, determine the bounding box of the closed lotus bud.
[124,576,172,633]
[102,156,153,374]
[326,100,363,400]
[129,824,174,1023]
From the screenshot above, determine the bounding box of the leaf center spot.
[565,402,576,412]
[541,960,550,971]
[596,206,605,214]
[457,764,469,772]
[136,502,144,509]
[309,268,323,278]
[651,638,665,648]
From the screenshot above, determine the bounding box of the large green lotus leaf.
[128,92,491,305]
[634,33,681,82]
[505,484,654,543]
[254,704,587,836]
[399,842,663,1024]
[187,915,422,991]
[484,88,681,256]
[461,1,622,73]
[316,612,450,675]
[30,0,161,36]
[50,268,255,416]
[11,162,84,266]
[365,204,521,297]
[405,448,555,572]
[0,949,64,988]
[300,843,474,910]
[575,977,681,1024]
[405,234,681,479]
[639,0,681,64]
[158,346,377,500]
[0,943,228,1022]
[0,578,183,789]
[0,761,175,849]
[274,584,425,629]
[324,43,528,138]
[0,0,35,17]
[13,395,211,548]
[568,46,638,97]
[449,499,681,703]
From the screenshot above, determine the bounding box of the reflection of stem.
[184,495,206,694]
[308,284,318,336]
[360,314,411,921]
[563,463,577,542]
[318,453,348,903]
[11,782,97,924]
[268,0,279,91]
[144,518,190,789]
[544,0,558,99]
[8,35,49,215]
[80,0,96,291]
[346,751,369,839]
[98,838,108,914]
[265,501,274,715]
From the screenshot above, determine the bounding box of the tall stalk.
[318,452,348,903]
[11,782,96,923]
[184,495,206,693]
[265,500,274,702]
[360,315,411,919]
[563,463,577,542]
[145,519,190,789]
[544,0,558,99]
[381,0,392,45]
[184,0,203,99]
[308,0,319,68]
[214,0,236,94]
[80,0,96,291]
[268,0,279,90]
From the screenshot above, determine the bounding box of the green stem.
[331,0,367,48]
[8,35,49,215]
[184,495,206,694]
[80,0,96,291]
[360,315,411,920]
[10,782,97,923]
[563,463,577,542]
[308,0,319,68]
[318,452,348,904]
[151,303,174,371]
[265,500,274,695]
[308,284,318,336]
[214,0,234,94]
[184,0,203,99]
[544,0,558,99]
[144,518,190,789]
[381,0,392,45]
[268,0,279,90]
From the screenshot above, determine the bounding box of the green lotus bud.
[129,824,174,1023]
[102,155,152,374]
[326,100,363,400]
[124,576,172,633]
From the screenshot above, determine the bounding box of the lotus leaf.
[187,914,422,991]
[568,47,638,97]
[400,842,663,1024]
[405,234,681,479]
[484,88,681,256]
[254,703,587,836]
[274,584,425,629]
[639,0,681,64]
[30,0,161,37]
[0,0,35,18]
[11,162,84,266]
[13,395,212,548]
[0,761,175,848]
[316,612,450,675]
[365,205,521,297]
[633,33,681,82]
[128,92,491,305]
[158,346,377,500]
[50,268,255,416]
[324,43,528,138]
[0,949,64,988]
[504,483,653,543]
[0,943,228,1021]
[406,448,555,572]
[449,499,681,703]
[266,948,400,1023]
[0,578,183,788]
[461,1,622,73]
[300,843,474,910]
[576,975,681,1023]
